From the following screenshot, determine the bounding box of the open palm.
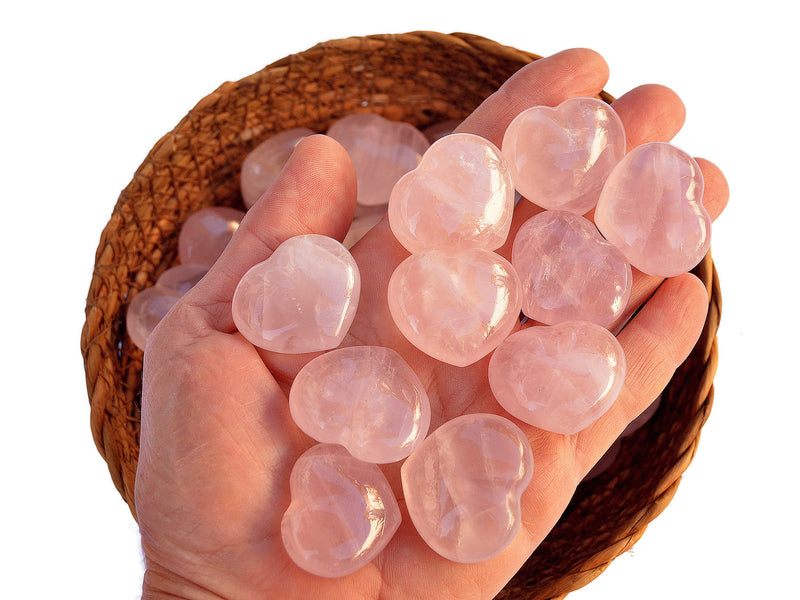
[135,48,729,600]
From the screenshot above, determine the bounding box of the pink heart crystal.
[488,321,626,434]
[327,113,430,207]
[240,127,315,209]
[594,141,710,277]
[232,234,360,353]
[281,444,401,577]
[388,133,515,253]
[178,206,245,268]
[155,263,209,295]
[401,413,533,563]
[289,346,431,463]
[387,248,522,367]
[511,210,632,327]
[126,286,181,351]
[343,211,385,249]
[502,97,626,214]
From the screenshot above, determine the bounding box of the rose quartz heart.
[289,346,431,463]
[511,210,632,327]
[343,211,385,249]
[488,321,626,434]
[281,444,401,577]
[387,248,522,367]
[401,413,533,563]
[126,286,181,351]
[502,97,626,214]
[178,206,245,267]
[232,234,360,353]
[240,127,315,209]
[595,141,710,277]
[155,264,209,295]
[388,133,515,253]
[327,113,430,207]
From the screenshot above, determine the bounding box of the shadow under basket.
[80,31,721,599]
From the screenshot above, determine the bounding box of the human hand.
[135,48,729,600]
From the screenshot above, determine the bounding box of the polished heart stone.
[281,444,401,577]
[126,286,181,351]
[401,413,533,563]
[178,206,245,268]
[289,346,431,463]
[327,113,430,207]
[512,210,632,327]
[343,211,385,249]
[502,97,626,214]
[595,141,710,277]
[387,248,522,367]
[155,263,209,295]
[388,133,515,253]
[488,321,626,434]
[240,127,315,209]
[232,234,360,353]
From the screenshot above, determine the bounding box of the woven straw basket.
[80,31,720,599]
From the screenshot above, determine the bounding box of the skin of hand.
[134,48,730,600]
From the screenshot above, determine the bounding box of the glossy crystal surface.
[232,234,360,353]
[401,413,533,563]
[289,346,431,463]
[155,264,209,295]
[387,248,522,367]
[281,444,401,577]
[488,321,626,434]
[512,210,631,327]
[388,133,514,253]
[177,206,245,268]
[595,141,711,277]
[126,286,181,351]
[502,97,626,214]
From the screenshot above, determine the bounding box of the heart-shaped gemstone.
[401,413,533,563]
[178,206,245,268]
[595,141,711,277]
[281,444,401,577]
[502,97,626,214]
[488,321,626,435]
[327,113,430,207]
[232,234,360,353]
[388,133,515,253]
[387,248,522,367]
[289,345,431,463]
[512,210,632,327]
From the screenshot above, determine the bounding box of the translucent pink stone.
[126,286,181,351]
[422,119,462,143]
[289,346,431,463]
[178,206,245,268]
[388,133,515,253]
[343,211,384,249]
[502,97,626,214]
[595,142,710,277]
[488,321,626,434]
[511,210,632,327]
[582,438,621,481]
[240,128,315,209]
[401,414,533,563]
[621,394,662,437]
[281,444,401,577]
[155,264,209,295]
[387,249,522,367]
[327,113,430,207]
[232,234,360,353]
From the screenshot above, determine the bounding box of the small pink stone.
[502,97,626,214]
[401,414,533,563]
[327,113,430,207]
[240,128,315,209]
[178,206,245,268]
[488,321,626,435]
[387,248,522,367]
[595,142,711,277]
[281,444,401,577]
[388,133,515,253]
[582,438,621,481]
[126,286,181,351]
[511,210,632,327]
[155,264,209,295]
[621,394,662,438]
[289,346,431,463]
[343,211,385,249]
[232,234,360,353]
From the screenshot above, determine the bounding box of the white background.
[2,1,796,598]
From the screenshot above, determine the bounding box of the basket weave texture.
[80,31,720,599]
